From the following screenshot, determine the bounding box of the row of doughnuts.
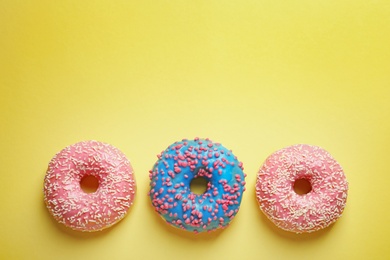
[43,138,348,234]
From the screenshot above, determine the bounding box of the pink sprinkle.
[168,170,175,178]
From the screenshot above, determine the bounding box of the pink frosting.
[43,141,136,232]
[256,144,348,233]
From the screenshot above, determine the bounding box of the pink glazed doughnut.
[256,144,348,233]
[43,141,136,232]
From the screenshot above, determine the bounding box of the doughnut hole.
[80,175,99,193]
[293,178,312,195]
[190,177,209,195]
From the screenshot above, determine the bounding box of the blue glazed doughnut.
[148,138,246,233]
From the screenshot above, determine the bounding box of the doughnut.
[256,144,348,233]
[43,141,136,232]
[149,138,246,233]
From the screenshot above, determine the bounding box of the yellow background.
[1,1,389,259]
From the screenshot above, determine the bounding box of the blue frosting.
[149,138,246,233]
